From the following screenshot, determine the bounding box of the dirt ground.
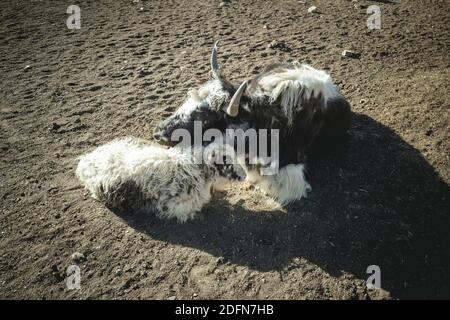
[0,0,449,300]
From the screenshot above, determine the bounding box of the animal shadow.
[115,113,450,299]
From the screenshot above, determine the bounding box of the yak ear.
[225,80,249,117]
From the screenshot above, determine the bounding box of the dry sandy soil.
[0,0,449,299]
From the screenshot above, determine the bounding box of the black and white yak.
[153,42,351,204]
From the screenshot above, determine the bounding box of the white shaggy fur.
[255,63,340,126]
[245,164,311,205]
[76,137,245,223]
[177,79,231,115]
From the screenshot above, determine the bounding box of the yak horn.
[210,40,220,78]
[226,80,249,117]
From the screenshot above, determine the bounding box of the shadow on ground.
[115,113,450,299]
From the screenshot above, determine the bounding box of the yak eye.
[198,101,211,111]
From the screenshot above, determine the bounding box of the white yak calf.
[76,137,245,222]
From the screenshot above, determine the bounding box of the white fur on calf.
[245,164,311,205]
[76,137,245,223]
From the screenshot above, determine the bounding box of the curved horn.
[210,40,220,78]
[226,80,249,117]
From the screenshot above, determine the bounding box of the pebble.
[268,40,292,52]
[137,68,151,78]
[308,6,318,13]
[121,278,132,289]
[342,50,361,58]
[71,252,86,263]
[24,65,31,70]
[124,264,133,272]
[49,122,61,131]
[168,296,176,300]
